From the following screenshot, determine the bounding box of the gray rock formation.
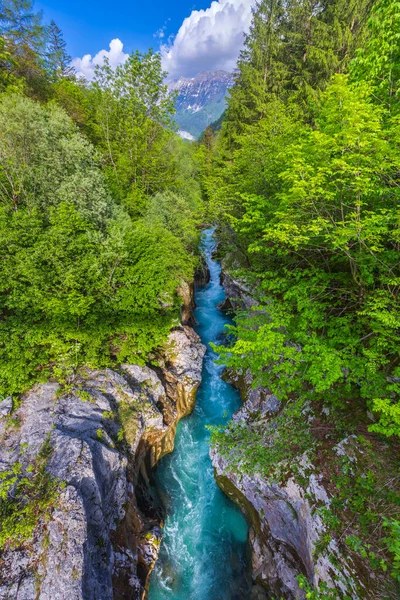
[211,387,373,599]
[0,326,205,600]
[0,397,12,418]
[220,270,258,312]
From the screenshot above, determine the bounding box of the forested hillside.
[202,0,400,596]
[0,0,204,398]
[208,0,400,440]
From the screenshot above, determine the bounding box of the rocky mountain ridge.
[169,70,233,139]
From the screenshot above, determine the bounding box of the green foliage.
[213,74,400,438]
[297,575,347,599]
[52,78,95,131]
[0,0,44,51]
[223,0,372,146]
[204,1,400,593]
[0,34,24,92]
[144,191,201,253]
[317,443,400,588]
[351,0,400,116]
[0,0,51,100]
[91,50,179,216]
[198,112,225,140]
[383,519,400,582]
[117,400,139,446]
[293,439,400,594]
[209,397,313,481]
[76,389,92,403]
[369,398,400,438]
[0,94,200,396]
[0,439,59,550]
[0,202,191,394]
[0,94,111,221]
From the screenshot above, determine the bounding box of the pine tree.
[202,126,215,152]
[222,0,373,147]
[0,0,49,98]
[0,0,44,51]
[223,0,286,145]
[45,19,72,80]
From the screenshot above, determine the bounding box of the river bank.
[210,255,400,600]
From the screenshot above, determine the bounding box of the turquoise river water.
[148,229,251,600]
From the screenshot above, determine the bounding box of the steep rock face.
[194,255,211,289]
[211,373,374,599]
[0,326,205,600]
[178,280,196,326]
[220,270,258,312]
[211,271,380,599]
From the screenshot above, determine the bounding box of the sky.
[36,0,256,81]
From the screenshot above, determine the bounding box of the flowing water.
[148,229,251,600]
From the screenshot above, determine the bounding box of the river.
[148,228,251,600]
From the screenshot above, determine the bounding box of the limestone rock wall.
[0,326,205,600]
[219,269,258,312]
[211,377,374,599]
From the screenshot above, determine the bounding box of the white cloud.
[72,1,255,82]
[161,0,256,80]
[178,130,196,141]
[72,38,129,81]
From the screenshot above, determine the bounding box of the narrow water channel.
[148,229,251,600]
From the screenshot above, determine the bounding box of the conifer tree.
[222,0,373,147]
[45,19,72,80]
[223,0,285,145]
[202,126,215,152]
[0,0,48,98]
[0,0,44,52]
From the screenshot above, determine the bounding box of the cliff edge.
[0,326,206,600]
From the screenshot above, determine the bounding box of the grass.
[0,438,60,551]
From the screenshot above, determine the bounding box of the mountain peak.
[169,70,233,139]
[170,70,234,86]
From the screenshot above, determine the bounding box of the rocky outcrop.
[178,258,210,326]
[0,326,205,600]
[178,281,196,326]
[194,255,211,289]
[220,270,257,312]
[211,371,375,599]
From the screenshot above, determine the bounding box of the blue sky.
[36,0,256,81]
[36,0,212,58]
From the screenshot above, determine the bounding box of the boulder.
[0,397,12,419]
